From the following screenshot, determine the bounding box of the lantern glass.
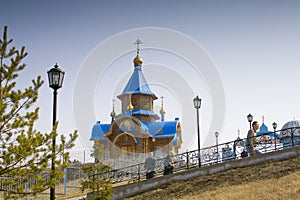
[247,114,253,123]
[47,64,65,90]
[272,122,277,130]
[193,95,201,109]
[215,131,219,138]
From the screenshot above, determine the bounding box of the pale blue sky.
[1,0,300,162]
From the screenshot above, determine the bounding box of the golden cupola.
[133,39,143,65]
[133,54,143,65]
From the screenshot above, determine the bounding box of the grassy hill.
[125,155,300,200]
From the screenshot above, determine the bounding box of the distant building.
[256,120,280,144]
[90,41,182,168]
[280,120,300,148]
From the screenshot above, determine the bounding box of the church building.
[90,40,182,167]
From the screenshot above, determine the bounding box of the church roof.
[259,123,268,133]
[257,122,280,139]
[90,117,179,141]
[119,65,156,97]
[235,136,242,141]
[90,121,109,140]
[144,119,179,138]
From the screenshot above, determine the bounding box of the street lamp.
[247,114,253,130]
[193,95,202,168]
[47,63,65,200]
[272,122,277,150]
[215,131,219,163]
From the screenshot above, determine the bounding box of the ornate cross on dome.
[112,99,116,110]
[134,39,143,54]
[160,96,166,114]
[110,99,116,118]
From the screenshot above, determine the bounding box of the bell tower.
[117,39,159,122]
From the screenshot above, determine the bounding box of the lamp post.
[272,122,277,151]
[193,95,202,168]
[215,131,219,163]
[47,63,65,200]
[247,114,253,130]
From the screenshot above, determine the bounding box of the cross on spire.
[160,96,166,116]
[112,99,116,110]
[134,39,143,54]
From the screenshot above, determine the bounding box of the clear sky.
[1,0,300,162]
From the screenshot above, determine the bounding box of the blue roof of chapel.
[90,121,109,140]
[144,120,179,138]
[90,118,180,141]
[257,123,280,139]
[121,65,155,96]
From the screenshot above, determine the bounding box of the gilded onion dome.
[110,99,116,116]
[110,110,116,117]
[133,39,143,65]
[127,101,134,112]
[133,54,143,65]
[127,95,134,112]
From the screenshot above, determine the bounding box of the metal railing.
[97,127,300,184]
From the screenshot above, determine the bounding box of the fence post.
[233,142,236,159]
[138,163,140,182]
[292,128,294,147]
[64,168,67,195]
[186,151,189,169]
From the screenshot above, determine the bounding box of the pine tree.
[0,26,78,199]
[80,159,113,200]
[80,139,113,199]
[91,139,105,164]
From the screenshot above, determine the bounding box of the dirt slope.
[125,156,300,200]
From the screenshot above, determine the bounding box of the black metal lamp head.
[247,113,253,123]
[272,122,277,130]
[47,63,65,90]
[193,95,202,109]
[215,131,219,138]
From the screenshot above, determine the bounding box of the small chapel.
[90,40,182,168]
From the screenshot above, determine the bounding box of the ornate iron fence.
[97,127,300,184]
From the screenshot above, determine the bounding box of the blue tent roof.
[90,121,110,140]
[235,136,242,141]
[257,123,280,139]
[120,65,156,96]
